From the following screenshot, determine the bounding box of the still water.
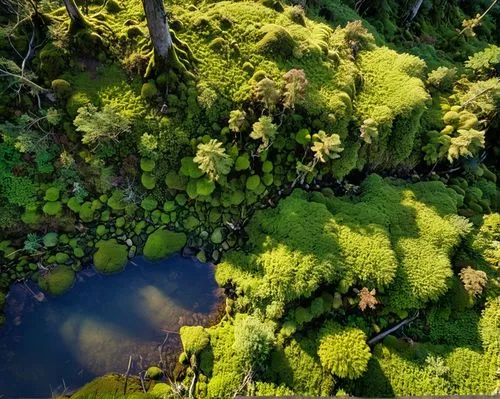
[0,255,222,398]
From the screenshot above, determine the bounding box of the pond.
[0,255,222,398]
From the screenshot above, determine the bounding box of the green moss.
[43,232,58,248]
[149,383,172,397]
[51,79,72,100]
[66,92,91,118]
[45,188,61,202]
[55,252,70,264]
[141,196,158,211]
[37,265,75,296]
[141,172,156,190]
[180,325,210,355]
[140,158,156,172]
[255,24,295,57]
[145,366,163,380]
[141,80,159,99]
[107,191,126,211]
[105,0,122,13]
[67,197,82,213]
[43,201,62,216]
[165,172,188,190]
[235,154,250,171]
[317,321,371,379]
[143,229,187,261]
[197,177,216,196]
[79,202,95,222]
[246,175,261,191]
[93,239,128,274]
[71,374,143,398]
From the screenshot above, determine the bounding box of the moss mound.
[256,24,296,57]
[93,239,128,274]
[71,374,143,398]
[37,265,75,296]
[143,229,187,261]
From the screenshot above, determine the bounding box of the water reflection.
[0,255,222,398]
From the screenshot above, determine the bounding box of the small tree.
[233,315,275,371]
[311,131,344,163]
[355,287,378,311]
[193,139,233,181]
[250,116,278,151]
[459,267,488,296]
[74,104,131,148]
[283,69,308,109]
[254,77,281,111]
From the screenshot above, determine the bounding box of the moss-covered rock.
[93,239,128,274]
[180,325,210,355]
[37,265,75,296]
[145,366,163,380]
[143,229,187,261]
[51,79,72,100]
[71,374,143,398]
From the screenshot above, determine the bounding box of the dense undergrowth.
[0,0,499,397]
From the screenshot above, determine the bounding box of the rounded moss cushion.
[143,229,187,261]
[180,325,210,355]
[145,366,163,380]
[43,201,63,216]
[37,265,75,296]
[93,239,128,274]
[149,383,172,397]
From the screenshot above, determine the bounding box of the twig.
[158,333,169,369]
[367,311,419,346]
[123,355,133,394]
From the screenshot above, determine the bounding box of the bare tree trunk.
[141,0,172,60]
[407,0,424,22]
[62,0,87,29]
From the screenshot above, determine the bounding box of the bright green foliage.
[232,314,275,369]
[71,374,143,398]
[250,116,278,151]
[43,201,63,216]
[235,154,250,171]
[74,104,131,147]
[266,335,335,396]
[44,187,60,202]
[140,158,155,172]
[37,266,75,296]
[141,196,158,211]
[311,131,344,163]
[465,45,500,77]
[448,129,485,162]
[427,67,457,91]
[355,47,429,168]
[145,366,163,380]
[194,139,233,182]
[43,232,58,248]
[143,229,187,261]
[149,383,172,398]
[254,78,281,110]
[217,175,462,313]
[255,24,295,57]
[317,321,371,379]
[180,325,210,356]
[206,372,241,399]
[93,239,128,274]
[229,110,246,133]
[141,81,158,99]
